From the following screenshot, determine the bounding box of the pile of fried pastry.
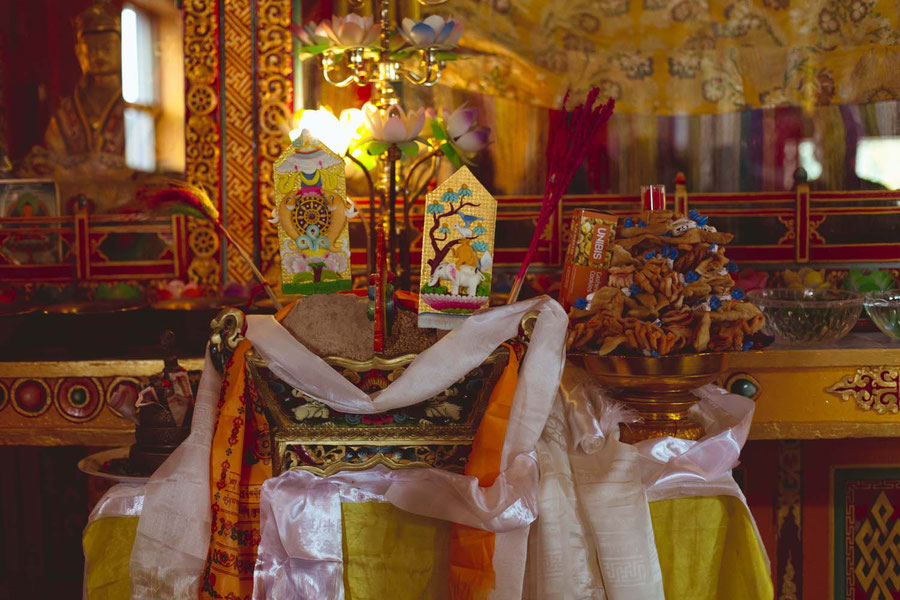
[566,209,765,356]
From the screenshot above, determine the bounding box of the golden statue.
[20,0,141,213]
[44,0,125,157]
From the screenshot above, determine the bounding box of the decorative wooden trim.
[776,440,803,600]
[222,0,255,284]
[256,0,293,278]
[183,0,223,288]
[751,422,900,440]
[795,183,810,263]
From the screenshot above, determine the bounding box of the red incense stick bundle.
[507,89,615,304]
[373,228,387,353]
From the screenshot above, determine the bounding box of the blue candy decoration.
[731,288,745,300]
[685,270,700,283]
[574,297,588,310]
[689,209,701,221]
[639,220,647,227]
[629,284,642,296]
[727,260,739,273]
[659,245,678,259]
[742,341,754,352]
[710,296,722,310]
[624,217,634,228]
[695,215,709,227]
[644,250,656,259]
[650,351,661,358]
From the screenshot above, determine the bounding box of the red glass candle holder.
[641,185,666,211]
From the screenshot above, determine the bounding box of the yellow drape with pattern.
[443,0,900,114]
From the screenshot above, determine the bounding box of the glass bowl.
[864,290,900,341]
[747,288,863,346]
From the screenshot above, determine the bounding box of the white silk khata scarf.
[129,296,569,599]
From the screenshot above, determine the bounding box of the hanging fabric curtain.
[443,0,900,114]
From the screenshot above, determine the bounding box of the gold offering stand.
[570,352,728,443]
[210,308,536,476]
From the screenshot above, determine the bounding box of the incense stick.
[507,90,615,304]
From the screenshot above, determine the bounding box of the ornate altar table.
[76,296,775,600]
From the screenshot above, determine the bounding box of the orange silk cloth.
[200,302,294,600]
[449,343,521,599]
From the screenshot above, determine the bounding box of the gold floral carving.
[827,367,900,414]
[282,444,467,477]
[776,440,803,599]
[778,555,798,600]
[188,226,219,282]
[256,0,293,277]
[184,0,221,287]
[210,308,247,355]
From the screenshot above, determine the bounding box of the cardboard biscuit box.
[559,209,618,311]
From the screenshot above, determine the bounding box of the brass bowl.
[570,352,728,443]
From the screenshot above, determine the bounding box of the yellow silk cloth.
[83,516,139,600]
[449,344,521,599]
[443,0,900,114]
[650,495,773,600]
[81,497,770,599]
[342,502,451,599]
[200,302,295,600]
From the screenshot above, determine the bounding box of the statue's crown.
[74,0,120,38]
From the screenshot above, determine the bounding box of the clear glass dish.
[747,288,863,346]
[864,290,900,341]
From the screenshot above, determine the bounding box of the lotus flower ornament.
[318,13,381,48]
[399,15,463,49]
[294,22,331,52]
[363,104,426,157]
[429,104,491,166]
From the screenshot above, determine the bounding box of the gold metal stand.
[572,352,728,443]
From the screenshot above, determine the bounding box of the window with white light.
[798,139,823,181]
[856,137,900,190]
[121,4,157,172]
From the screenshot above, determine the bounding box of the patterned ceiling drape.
[443,0,900,114]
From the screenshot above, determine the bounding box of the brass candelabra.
[302,0,461,283]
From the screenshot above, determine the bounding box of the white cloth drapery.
[129,296,569,599]
[522,366,763,600]
[119,294,763,600]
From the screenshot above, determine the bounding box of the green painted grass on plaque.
[282,279,352,295]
